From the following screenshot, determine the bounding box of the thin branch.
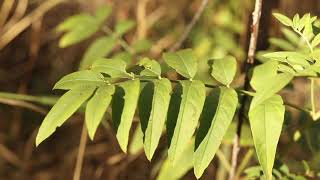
[0,97,47,115]
[0,0,65,50]
[228,0,263,179]
[169,0,209,52]
[73,123,88,180]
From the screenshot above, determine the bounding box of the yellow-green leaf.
[167,80,205,165]
[112,80,140,152]
[85,84,115,140]
[194,87,238,178]
[53,70,105,90]
[91,58,132,78]
[36,86,96,146]
[249,95,285,180]
[139,78,172,160]
[163,49,198,79]
[273,13,293,27]
[210,56,237,86]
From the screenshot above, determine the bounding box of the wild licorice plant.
[34,4,320,180]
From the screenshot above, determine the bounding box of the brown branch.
[0,97,47,115]
[73,123,88,180]
[228,0,263,180]
[169,0,209,52]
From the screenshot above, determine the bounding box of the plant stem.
[228,0,263,179]
[73,123,88,180]
[310,78,316,118]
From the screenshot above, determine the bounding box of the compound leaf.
[138,58,161,77]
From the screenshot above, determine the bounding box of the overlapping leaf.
[91,58,132,78]
[80,36,117,70]
[138,58,161,77]
[194,87,238,178]
[53,70,105,90]
[167,80,205,165]
[163,49,198,79]
[139,78,171,160]
[112,80,140,152]
[210,56,237,86]
[85,84,115,140]
[36,86,96,146]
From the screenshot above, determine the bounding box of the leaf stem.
[310,78,316,118]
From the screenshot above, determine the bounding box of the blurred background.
[0,0,320,179]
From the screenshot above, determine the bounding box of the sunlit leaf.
[167,80,205,165]
[138,58,161,77]
[114,20,135,36]
[112,80,140,152]
[210,56,237,86]
[80,36,117,70]
[273,13,293,27]
[53,70,105,90]
[249,95,285,179]
[85,84,115,140]
[36,86,96,146]
[194,87,238,178]
[139,78,172,160]
[163,49,198,79]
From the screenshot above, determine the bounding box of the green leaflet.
[57,6,111,47]
[311,34,320,48]
[249,95,285,180]
[262,51,312,67]
[194,87,238,178]
[114,20,135,37]
[80,36,117,70]
[163,49,198,79]
[250,61,293,108]
[85,84,115,140]
[139,78,172,160]
[53,70,105,90]
[112,80,140,152]
[138,58,161,77]
[157,141,194,180]
[273,13,293,27]
[210,56,237,86]
[36,86,96,146]
[167,80,206,165]
[132,39,152,53]
[91,58,132,78]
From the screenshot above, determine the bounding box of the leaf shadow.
[112,85,125,132]
[195,88,221,150]
[166,83,183,148]
[138,82,155,141]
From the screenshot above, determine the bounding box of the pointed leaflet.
[273,13,293,27]
[53,70,105,90]
[138,58,161,77]
[91,58,132,78]
[112,80,140,152]
[139,78,171,160]
[250,61,293,109]
[85,84,115,140]
[167,80,205,165]
[193,87,238,178]
[249,95,285,180]
[163,49,198,79]
[36,86,96,146]
[80,36,117,70]
[210,56,237,86]
[114,20,135,37]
